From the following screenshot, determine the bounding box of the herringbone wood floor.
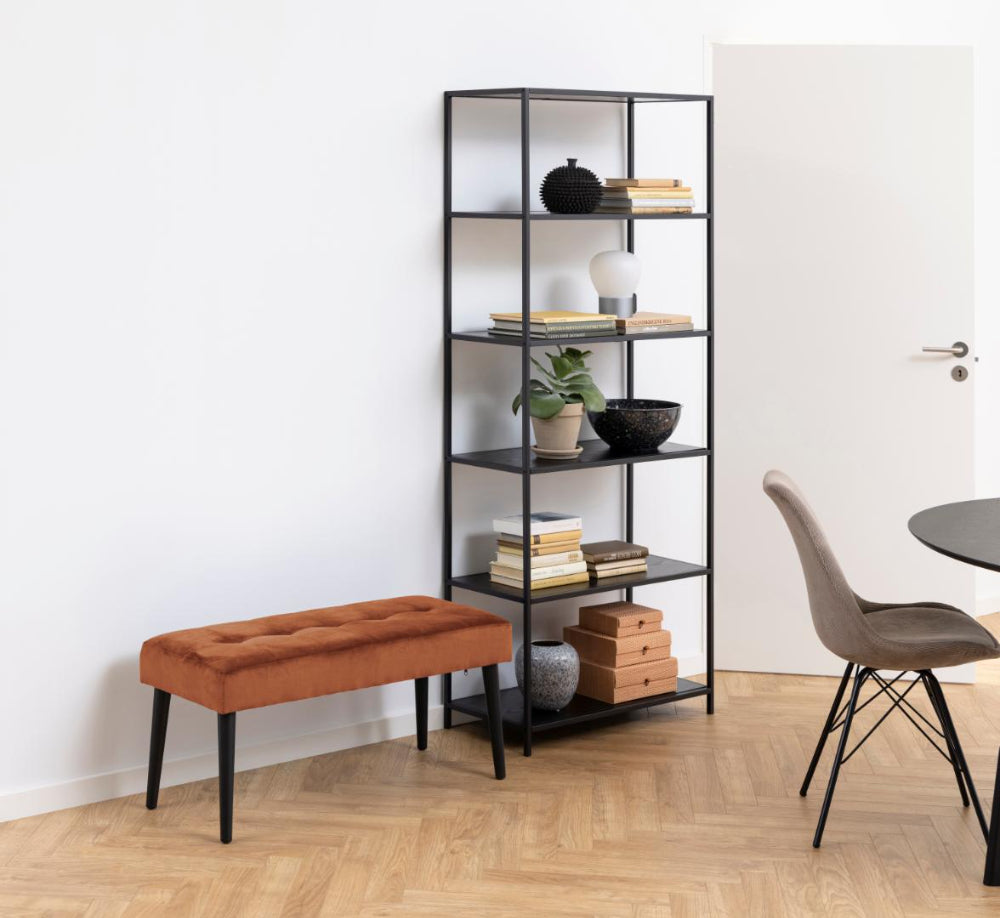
[6,657,1000,916]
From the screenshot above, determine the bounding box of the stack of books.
[564,601,678,703]
[616,312,694,335]
[490,512,587,590]
[598,178,695,215]
[581,540,649,579]
[488,310,617,339]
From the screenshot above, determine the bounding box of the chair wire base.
[803,665,988,848]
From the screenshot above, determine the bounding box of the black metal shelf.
[447,87,712,104]
[450,679,709,731]
[451,555,708,604]
[450,438,708,475]
[450,211,709,221]
[443,86,714,756]
[451,329,709,347]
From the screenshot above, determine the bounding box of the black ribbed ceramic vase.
[540,158,603,214]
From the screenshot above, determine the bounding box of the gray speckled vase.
[515,640,580,711]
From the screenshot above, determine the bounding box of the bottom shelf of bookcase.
[448,678,709,733]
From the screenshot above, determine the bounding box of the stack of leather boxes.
[564,601,677,703]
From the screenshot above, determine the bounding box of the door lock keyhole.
[952,365,968,382]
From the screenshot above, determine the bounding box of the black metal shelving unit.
[443,87,714,757]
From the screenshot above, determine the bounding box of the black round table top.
[908,498,1000,573]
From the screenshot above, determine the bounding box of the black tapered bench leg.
[415,677,428,751]
[482,664,505,780]
[218,712,236,844]
[146,689,171,810]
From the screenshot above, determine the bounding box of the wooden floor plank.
[3,666,1000,914]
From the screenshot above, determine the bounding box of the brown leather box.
[578,600,663,638]
[563,624,671,668]
[577,657,679,704]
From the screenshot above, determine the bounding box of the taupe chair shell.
[763,469,1000,848]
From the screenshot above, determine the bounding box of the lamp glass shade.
[589,250,641,317]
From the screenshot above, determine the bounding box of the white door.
[713,45,976,680]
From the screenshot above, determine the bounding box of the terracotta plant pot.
[530,402,583,452]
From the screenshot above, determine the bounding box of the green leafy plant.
[511,346,607,419]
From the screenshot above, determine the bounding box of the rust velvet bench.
[139,595,511,843]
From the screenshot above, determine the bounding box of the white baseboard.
[977,595,1000,617]
[1,655,709,823]
[0,705,444,824]
[677,654,706,680]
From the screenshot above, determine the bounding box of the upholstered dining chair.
[763,470,1000,847]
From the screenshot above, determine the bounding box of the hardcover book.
[497,530,583,547]
[604,178,682,188]
[596,206,693,214]
[488,328,619,339]
[495,550,583,568]
[602,186,692,197]
[581,541,650,563]
[492,321,616,333]
[489,560,588,581]
[489,571,590,590]
[622,323,694,334]
[616,312,692,328]
[493,513,582,537]
[497,532,582,560]
[589,557,649,572]
[489,310,606,324]
[602,198,695,208]
[590,562,648,579]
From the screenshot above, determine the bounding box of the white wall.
[1,0,998,819]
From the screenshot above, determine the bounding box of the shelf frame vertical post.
[519,88,533,755]
[442,92,454,727]
[625,96,636,605]
[705,97,715,714]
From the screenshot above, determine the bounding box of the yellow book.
[497,529,583,546]
[489,571,591,590]
[488,310,606,324]
[497,541,582,557]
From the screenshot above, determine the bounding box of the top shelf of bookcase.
[450,211,710,221]
[446,88,713,104]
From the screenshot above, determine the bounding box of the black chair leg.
[482,664,505,780]
[925,671,988,839]
[218,712,236,844]
[801,662,854,797]
[415,677,428,751]
[920,672,970,807]
[145,689,171,810]
[983,749,1000,885]
[814,666,869,848]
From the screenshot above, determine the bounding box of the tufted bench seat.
[140,595,511,842]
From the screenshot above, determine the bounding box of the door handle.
[922,341,968,358]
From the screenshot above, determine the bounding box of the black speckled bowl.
[588,399,682,452]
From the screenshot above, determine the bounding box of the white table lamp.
[589,250,641,317]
